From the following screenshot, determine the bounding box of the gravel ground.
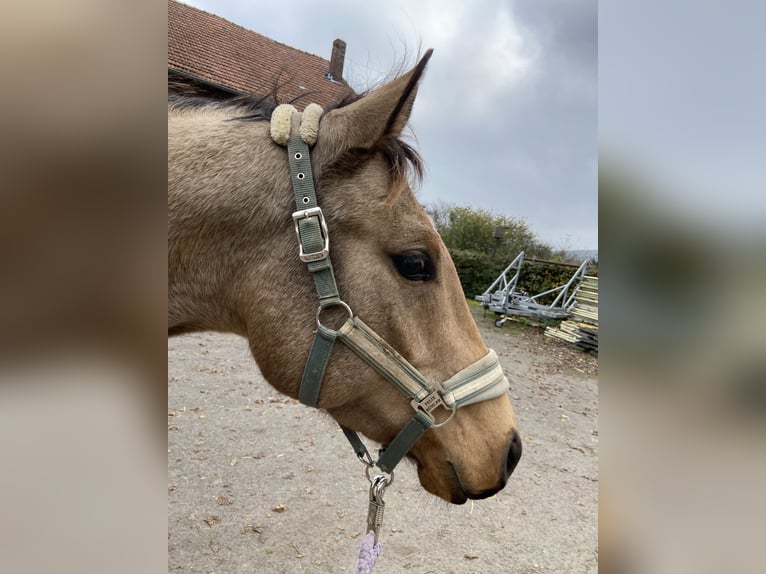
[168,306,598,573]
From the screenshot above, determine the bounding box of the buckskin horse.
[168,51,521,505]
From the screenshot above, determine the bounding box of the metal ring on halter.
[370,474,389,500]
[316,300,353,331]
[356,448,375,468]
[430,403,457,428]
[365,465,395,485]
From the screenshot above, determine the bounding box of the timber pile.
[545,275,598,353]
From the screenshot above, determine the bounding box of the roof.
[168,1,351,108]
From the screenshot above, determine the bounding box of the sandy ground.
[168,306,598,573]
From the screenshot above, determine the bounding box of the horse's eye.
[391,252,433,281]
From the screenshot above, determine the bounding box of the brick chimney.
[328,38,346,81]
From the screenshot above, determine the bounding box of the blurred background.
[600,1,766,572]
[1,1,764,573]
[0,2,167,573]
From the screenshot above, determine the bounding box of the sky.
[180,0,598,251]
[599,0,766,236]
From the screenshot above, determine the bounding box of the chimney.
[328,38,346,81]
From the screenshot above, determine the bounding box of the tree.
[425,203,552,261]
[423,202,570,298]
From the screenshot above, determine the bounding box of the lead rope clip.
[366,475,389,544]
[354,474,390,573]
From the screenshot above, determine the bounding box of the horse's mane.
[168,87,424,190]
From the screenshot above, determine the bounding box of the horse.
[168,52,521,504]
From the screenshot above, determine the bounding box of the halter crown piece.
[269,102,510,475]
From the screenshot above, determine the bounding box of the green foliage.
[426,202,590,298]
[517,262,576,304]
[447,249,504,298]
[448,249,580,299]
[427,201,552,262]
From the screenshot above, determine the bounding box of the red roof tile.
[168,0,351,108]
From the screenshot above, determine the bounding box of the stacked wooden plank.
[545,275,598,353]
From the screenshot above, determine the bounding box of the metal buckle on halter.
[292,207,329,263]
[411,386,456,428]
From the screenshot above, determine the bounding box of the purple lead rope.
[354,532,381,573]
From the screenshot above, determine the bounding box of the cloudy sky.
[600,0,766,235]
[181,0,597,250]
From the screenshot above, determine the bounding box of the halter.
[271,104,510,475]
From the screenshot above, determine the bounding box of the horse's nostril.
[506,429,522,477]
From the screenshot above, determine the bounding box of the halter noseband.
[271,104,509,474]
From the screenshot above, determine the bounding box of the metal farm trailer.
[475,251,590,327]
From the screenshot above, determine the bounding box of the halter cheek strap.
[273,104,509,474]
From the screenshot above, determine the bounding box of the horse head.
[168,51,521,504]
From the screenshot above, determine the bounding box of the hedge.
[448,249,593,300]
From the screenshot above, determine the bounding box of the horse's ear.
[319,49,433,156]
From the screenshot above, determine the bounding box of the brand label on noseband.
[415,389,446,414]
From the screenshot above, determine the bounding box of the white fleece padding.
[269,104,297,146]
[299,103,323,146]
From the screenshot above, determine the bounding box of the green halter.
[274,106,509,474]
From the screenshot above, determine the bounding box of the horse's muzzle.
[454,429,522,503]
